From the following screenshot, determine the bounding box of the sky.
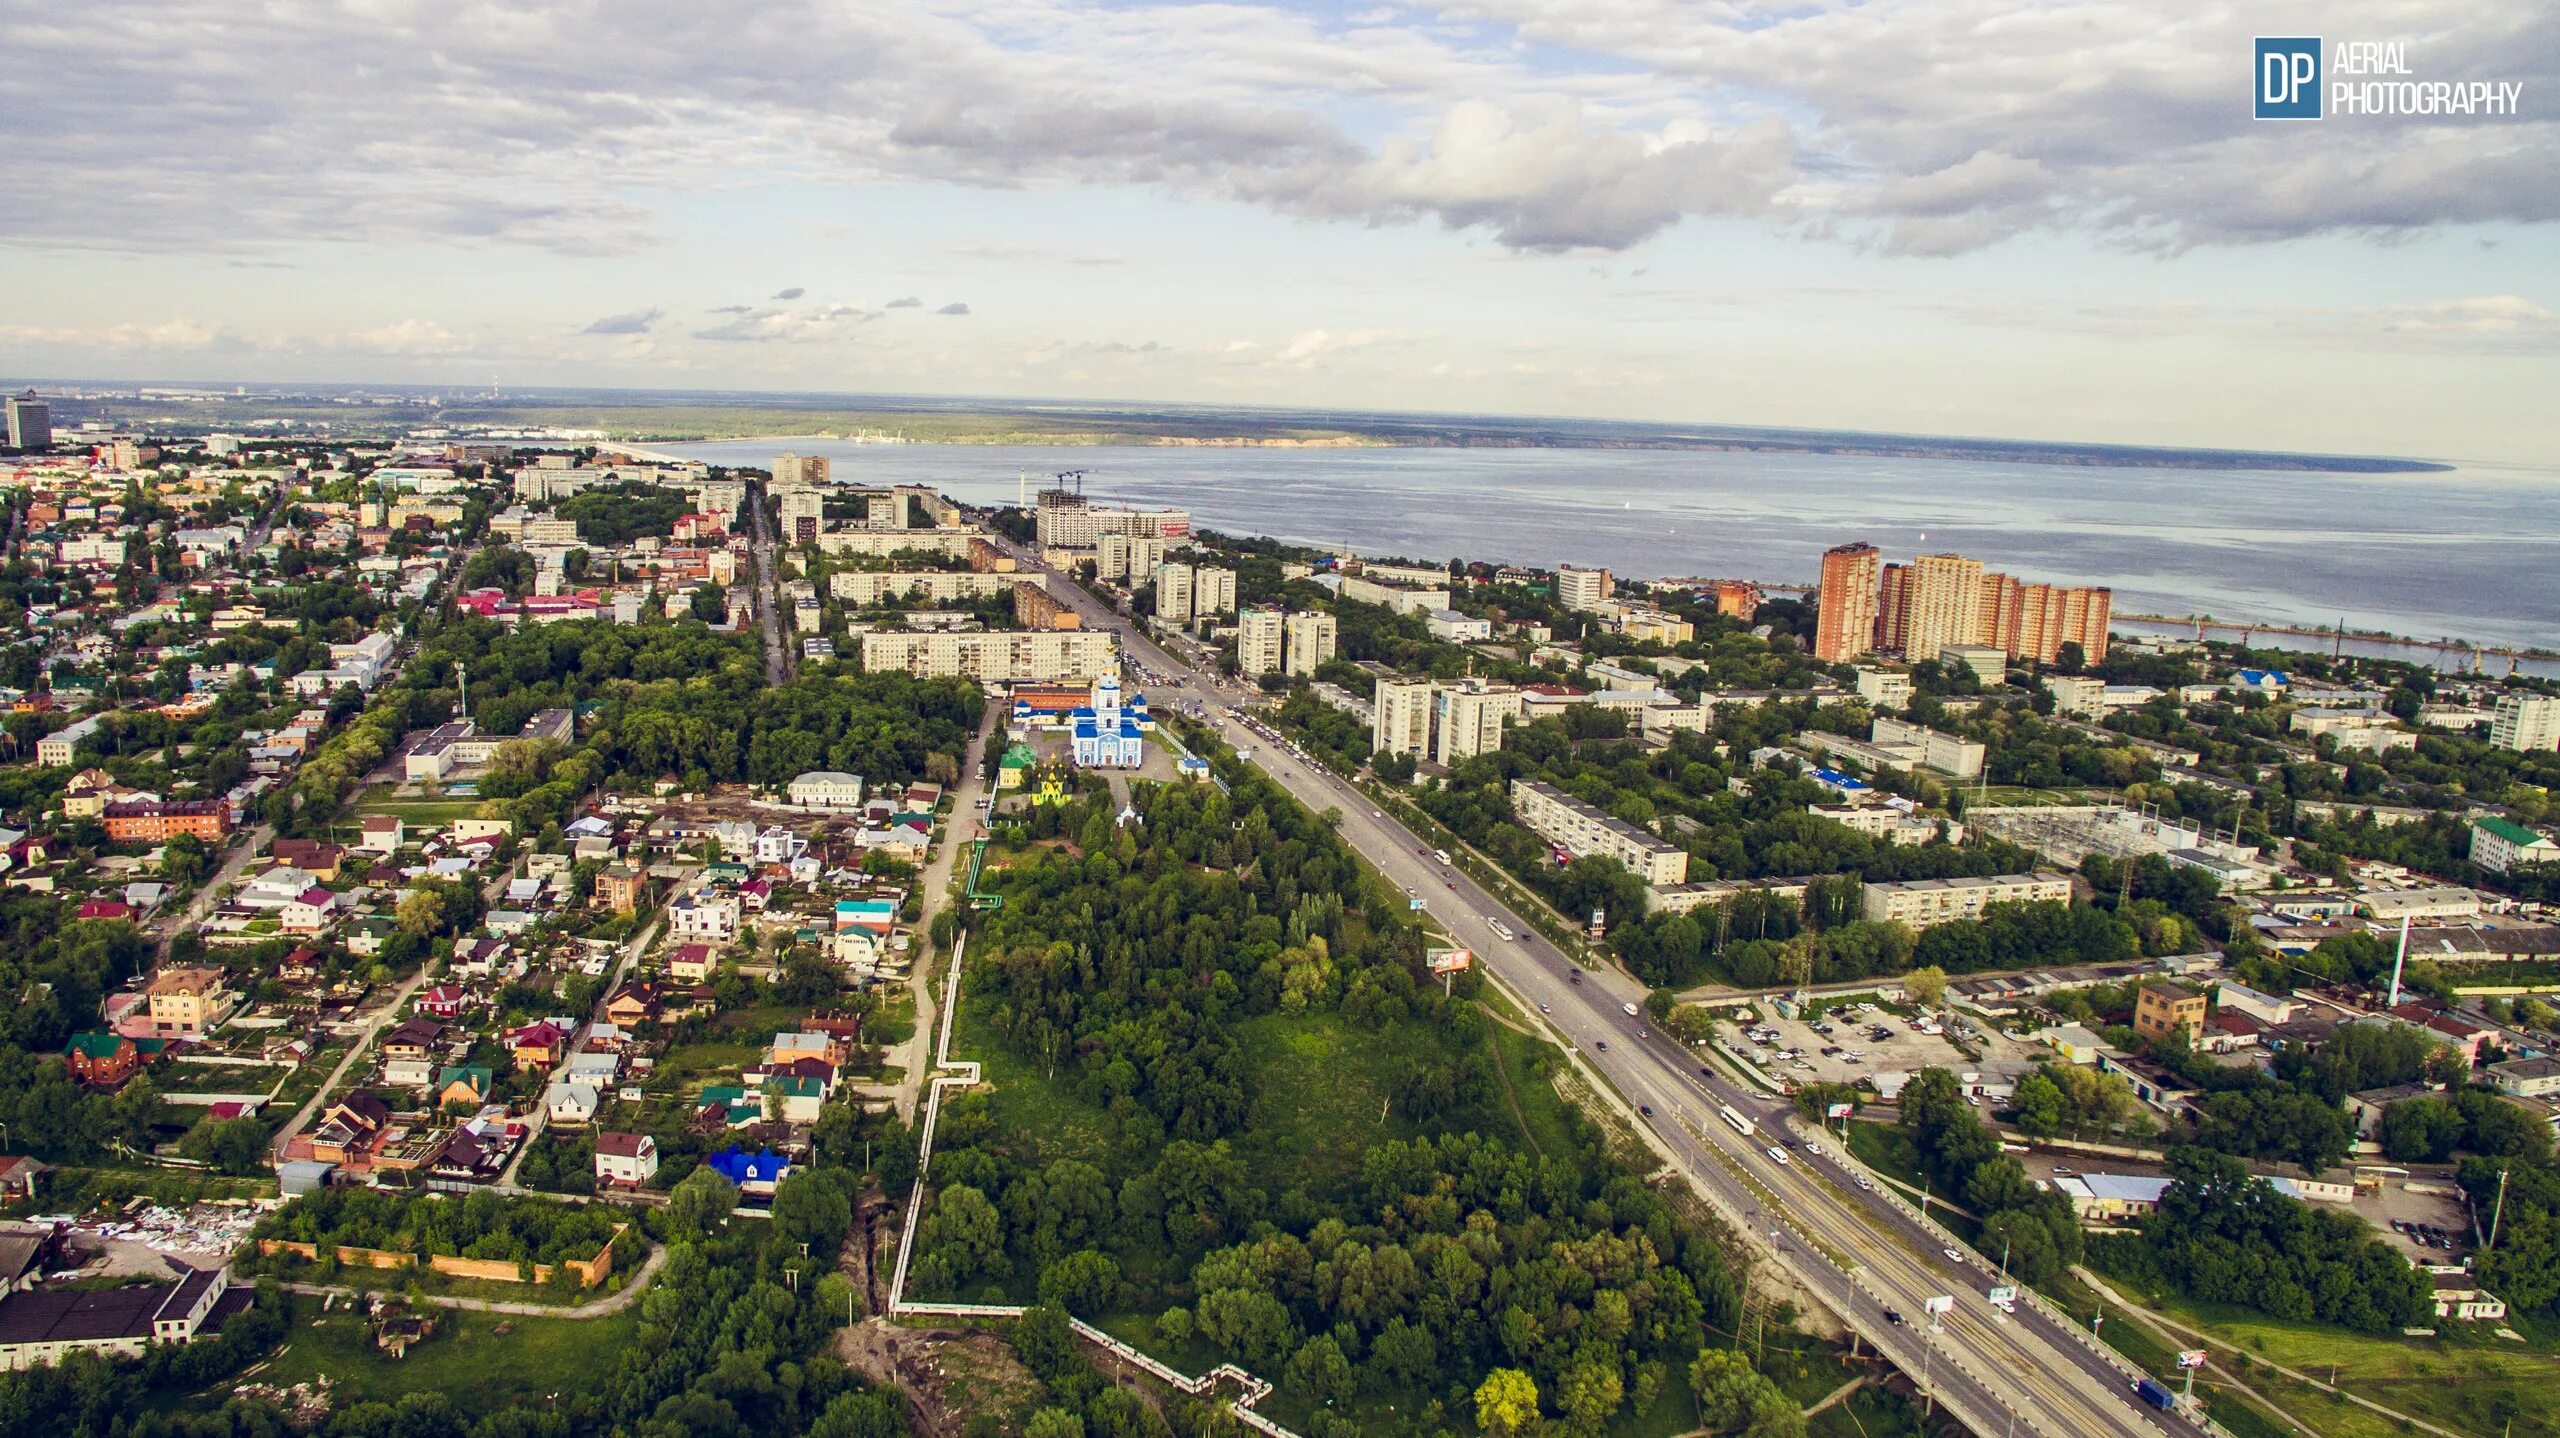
[2,0,2555,462]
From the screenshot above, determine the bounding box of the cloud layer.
[4,0,2548,261]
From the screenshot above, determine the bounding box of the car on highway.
[1569,970,1582,984]
[1595,1040,1608,1051]
[1622,1002,1641,1017]
[1883,1307,1905,1326]
[1538,1003,1549,1013]
[1638,1104,1653,1117]
[1942,1247,1964,1262]
[1855,1176,1874,1191]
[1765,1146,1790,1165]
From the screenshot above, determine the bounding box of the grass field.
[2101,1285,2560,1438]
[243,1298,640,1414]
[352,792,489,825]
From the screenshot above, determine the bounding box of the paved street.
[1001,538,2188,1438]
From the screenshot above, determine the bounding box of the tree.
[1474,1368,1540,1437]
[1902,965,1948,1008]
[1036,1249,1120,1317]
[1288,1334,1355,1408]
[669,1166,738,1236]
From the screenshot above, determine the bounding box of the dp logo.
[2256,37,2322,119]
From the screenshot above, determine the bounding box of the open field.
[239,1298,641,1413]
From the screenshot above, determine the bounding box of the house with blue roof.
[708,1146,793,1198]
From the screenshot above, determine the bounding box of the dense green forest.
[913,754,1750,1435]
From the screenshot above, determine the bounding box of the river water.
[654,440,2560,666]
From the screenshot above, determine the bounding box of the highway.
[1000,539,2195,1438]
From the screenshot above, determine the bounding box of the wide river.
[655,440,2560,661]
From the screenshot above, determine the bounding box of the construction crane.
[1053,468,1089,496]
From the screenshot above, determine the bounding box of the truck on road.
[2133,1378,2175,1411]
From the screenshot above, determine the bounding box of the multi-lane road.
[1002,540,2195,1438]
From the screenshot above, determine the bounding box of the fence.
[884,932,1302,1438]
[256,1222,627,1289]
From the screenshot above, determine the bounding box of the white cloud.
[692,305,879,342]
[583,307,661,335]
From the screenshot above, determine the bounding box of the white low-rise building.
[786,771,865,809]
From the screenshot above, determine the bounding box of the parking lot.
[1729,996,2045,1097]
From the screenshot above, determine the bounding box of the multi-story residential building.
[859,629,1115,682]
[1712,580,1759,619]
[2472,816,2560,874]
[1434,680,1523,766]
[1373,677,1434,760]
[1034,490,1188,548]
[771,452,831,487]
[776,487,824,542]
[1237,609,1285,675]
[2490,693,2560,753]
[102,800,232,844]
[1859,872,2074,928]
[1283,610,1337,677]
[1095,533,1169,582]
[1153,562,1195,623]
[3,390,50,450]
[1888,553,1983,662]
[1554,566,1612,612]
[1194,567,1236,616]
[830,570,1028,605]
[1815,543,1881,662]
[1011,582,1080,630]
[1510,780,1689,885]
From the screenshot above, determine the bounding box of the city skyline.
[1,1,2555,463]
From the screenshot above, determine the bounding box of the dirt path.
[893,708,995,1120]
[1483,1026,1543,1158]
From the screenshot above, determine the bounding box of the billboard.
[1986,1285,2017,1309]
[2177,1349,2209,1370]
[1427,947,1473,975]
[1922,1295,1954,1317]
[1824,1102,1855,1119]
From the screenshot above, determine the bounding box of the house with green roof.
[2473,815,2560,874]
[435,1065,493,1109]
[62,1032,164,1087]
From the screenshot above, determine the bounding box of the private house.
[707,1147,792,1200]
[416,986,472,1020]
[507,1020,571,1072]
[356,815,404,855]
[434,1066,492,1109]
[266,839,346,880]
[308,1093,394,1166]
[543,1081,600,1125]
[594,1132,659,1188]
[667,892,739,941]
[62,1032,154,1088]
[2052,1173,2172,1223]
[380,1018,444,1066]
[602,983,659,1028]
[143,967,234,1039]
[667,943,718,983]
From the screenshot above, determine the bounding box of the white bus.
[1719,1104,1755,1136]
